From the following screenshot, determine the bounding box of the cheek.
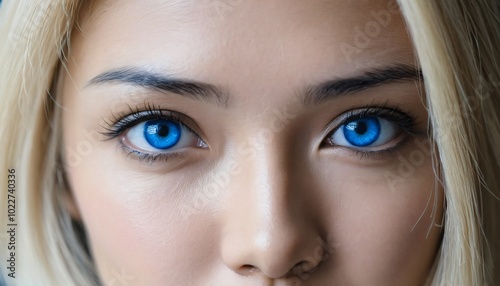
[64,146,220,284]
[317,148,442,284]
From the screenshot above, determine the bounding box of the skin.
[61,0,444,285]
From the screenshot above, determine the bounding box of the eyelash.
[324,104,424,158]
[101,102,424,163]
[100,103,201,164]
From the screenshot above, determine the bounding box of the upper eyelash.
[100,104,202,164]
[99,102,195,140]
[101,102,423,162]
[323,104,426,158]
[332,104,423,137]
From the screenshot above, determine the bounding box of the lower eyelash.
[348,132,414,159]
[325,104,427,158]
[100,103,201,164]
[118,142,186,164]
[105,103,426,163]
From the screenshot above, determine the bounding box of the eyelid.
[100,104,209,165]
[322,105,418,137]
[100,103,208,145]
[318,105,422,155]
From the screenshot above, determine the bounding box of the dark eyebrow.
[87,64,421,108]
[303,64,423,106]
[86,67,229,108]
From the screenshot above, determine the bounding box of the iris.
[143,120,181,149]
[343,117,381,147]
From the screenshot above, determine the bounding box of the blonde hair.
[397,1,500,285]
[0,0,499,285]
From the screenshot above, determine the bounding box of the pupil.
[355,122,368,135]
[157,124,170,137]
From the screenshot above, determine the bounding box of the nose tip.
[232,246,326,280]
[222,218,326,279]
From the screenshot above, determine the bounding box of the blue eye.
[343,117,380,147]
[329,117,398,148]
[144,120,181,149]
[125,119,204,152]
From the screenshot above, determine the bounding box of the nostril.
[240,264,260,275]
[292,260,320,275]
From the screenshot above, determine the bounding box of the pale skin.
[61,0,444,285]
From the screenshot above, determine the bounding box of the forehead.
[72,0,414,94]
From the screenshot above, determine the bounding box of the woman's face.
[61,0,443,285]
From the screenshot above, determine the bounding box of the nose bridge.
[221,135,324,279]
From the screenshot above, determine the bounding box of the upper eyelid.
[102,104,417,145]
[322,107,416,137]
[100,108,206,141]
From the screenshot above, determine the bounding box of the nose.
[221,146,326,279]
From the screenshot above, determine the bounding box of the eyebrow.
[87,64,422,108]
[86,67,230,108]
[303,64,423,105]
